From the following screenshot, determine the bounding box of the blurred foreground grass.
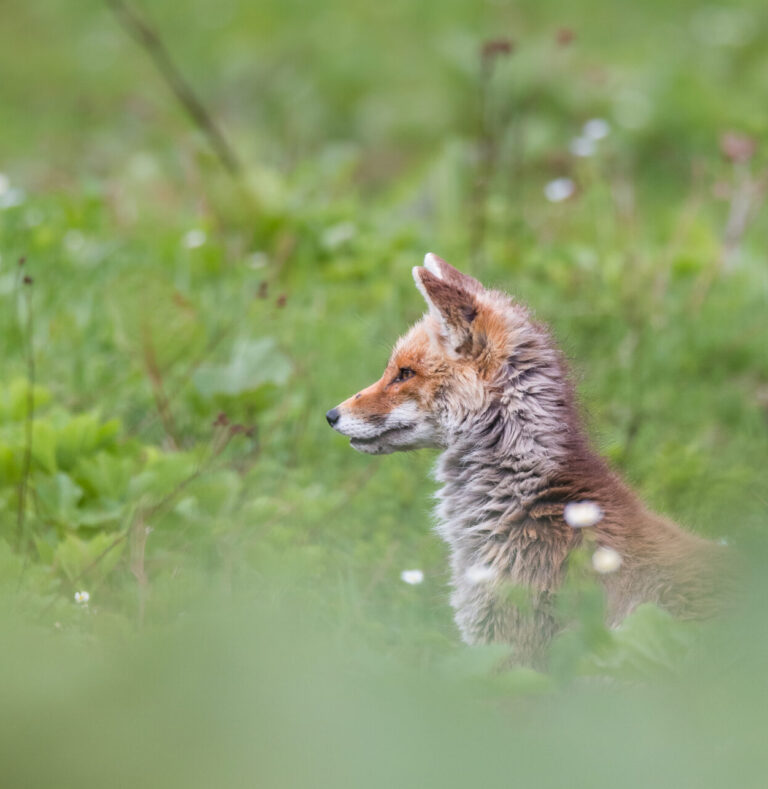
[2,581,768,789]
[1,0,767,786]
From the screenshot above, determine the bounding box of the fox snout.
[325,386,440,454]
[324,397,385,441]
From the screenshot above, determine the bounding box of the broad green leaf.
[74,451,137,501]
[193,338,291,398]
[29,420,57,474]
[0,379,51,423]
[128,452,198,502]
[584,604,699,679]
[35,472,83,528]
[54,532,125,583]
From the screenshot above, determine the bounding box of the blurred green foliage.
[0,0,767,786]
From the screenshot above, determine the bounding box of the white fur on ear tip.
[412,266,439,317]
[423,253,444,279]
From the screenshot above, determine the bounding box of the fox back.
[327,254,721,666]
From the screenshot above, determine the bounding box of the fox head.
[326,253,565,456]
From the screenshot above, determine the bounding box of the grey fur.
[432,308,575,660]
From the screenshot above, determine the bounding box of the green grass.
[1,1,767,786]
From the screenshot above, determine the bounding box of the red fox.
[327,254,722,665]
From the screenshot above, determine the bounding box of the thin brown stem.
[141,324,181,449]
[16,267,35,552]
[471,59,495,267]
[107,0,243,178]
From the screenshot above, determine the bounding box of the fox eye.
[393,367,415,383]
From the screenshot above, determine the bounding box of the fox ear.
[412,264,479,354]
[422,252,483,294]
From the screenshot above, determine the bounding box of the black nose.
[326,408,340,427]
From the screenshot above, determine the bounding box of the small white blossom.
[592,546,622,575]
[182,229,207,249]
[400,569,424,585]
[0,187,25,209]
[465,564,496,585]
[569,136,596,157]
[564,501,604,528]
[129,152,159,180]
[0,174,22,207]
[246,251,269,269]
[544,177,576,203]
[74,590,90,605]
[321,221,356,250]
[63,229,86,253]
[583,118,611,140]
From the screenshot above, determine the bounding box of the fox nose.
[326,408,340,427]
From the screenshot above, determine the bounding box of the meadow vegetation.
[1,1,767,786]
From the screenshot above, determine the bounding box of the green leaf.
[30,420,57,474]
[0,379,51,423]
[74,451,137,501]
[54,414,100,469]
[584,604,699,679]
[193,338,291,398]
[35,472,83,528]
[0,441,20,482]
[128,451,198,503]
[54,532,125,583]
[73,502,126,529]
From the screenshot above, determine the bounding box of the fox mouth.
[328,401,439,454]
[349,425,415,454]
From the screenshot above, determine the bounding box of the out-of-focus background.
[1,1,767,786]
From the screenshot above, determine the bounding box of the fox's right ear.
[422,252,484,294]
[412,265,479,355]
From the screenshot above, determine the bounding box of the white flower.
[129,152,159,180]
[246,251,269,269]
[63,230,86,253]
[465,564,496,585]
[0,173,25,209]
[569,136,596,157]
[564,501,604,528]
[592,546,622,575]
[0,187,25,210]
[321,221,356,250]
[544,177,575,203]
[182,229,207,249]
[74,590,90,604]
[583,118,610,140]
[400,569,424,585]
